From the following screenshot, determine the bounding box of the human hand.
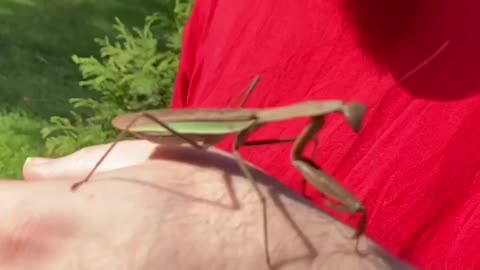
[0,140,413,270]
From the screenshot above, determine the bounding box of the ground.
[0,0,173,178]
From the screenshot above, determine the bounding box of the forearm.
[7,142,413,270]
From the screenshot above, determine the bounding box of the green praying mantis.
[68,38,450,268]
[70,76,368,266]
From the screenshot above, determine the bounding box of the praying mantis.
[67,38,451,267]
[70,75,368,266]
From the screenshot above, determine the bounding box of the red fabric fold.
[172,0,480,268]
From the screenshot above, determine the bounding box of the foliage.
[169,0,194,51]
[0,0,172,178]
[0,110,46,179]
[42,0,194,157]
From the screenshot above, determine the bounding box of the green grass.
[0,110,46,179]
[0,0,175,179]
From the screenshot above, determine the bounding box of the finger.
[23,140,158,181]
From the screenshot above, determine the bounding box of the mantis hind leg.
[232,125,272,268]
[70,112,205,191]
[71,113,145,191]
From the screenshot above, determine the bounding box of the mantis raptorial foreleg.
[289,114,366,245]
[230,104,366,263]
[290,105,366,234]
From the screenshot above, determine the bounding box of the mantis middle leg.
[231,124,273,268]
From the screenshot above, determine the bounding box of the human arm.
[0,140,415,270]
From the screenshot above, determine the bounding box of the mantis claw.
[293,148,366,240]
[323,198,367,239]
[70,180,84,191]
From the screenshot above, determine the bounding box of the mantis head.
[342,103,367,133]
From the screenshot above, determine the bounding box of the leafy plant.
[0,110,46,179]
[42,0,193,157]
[168,0,194,51]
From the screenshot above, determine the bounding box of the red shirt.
[172,0,480,268]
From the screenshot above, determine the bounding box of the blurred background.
[0,0,193,178]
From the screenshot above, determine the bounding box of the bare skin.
[0,140,415,270]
